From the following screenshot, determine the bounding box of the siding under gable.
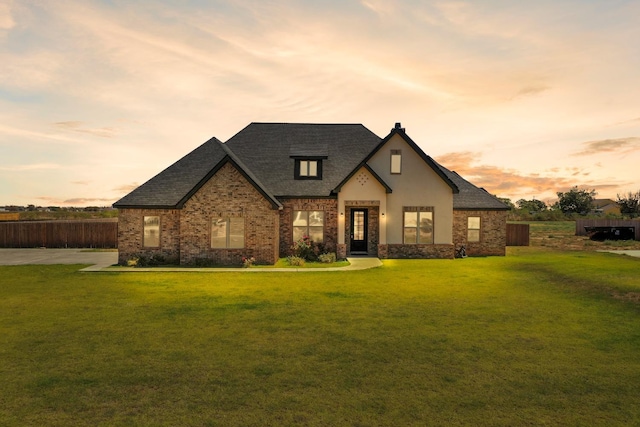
[367,133,454,244]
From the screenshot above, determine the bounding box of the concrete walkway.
[100,256,382,272]
[0,248,382,272]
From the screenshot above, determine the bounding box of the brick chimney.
[393,122,405,132]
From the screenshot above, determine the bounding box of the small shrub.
[190,257,217,267]
[291,236,337,262]
[242,256,256,268]
[291,236,316,261]
[287,256,305,266]
[318,252,336,263]
[125,254,177,267]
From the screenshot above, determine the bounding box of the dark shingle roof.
[112,137,281,209]
[225,123,381,197]
[434,161,510,210]
[113,137,227,208]
[113,122,509,211]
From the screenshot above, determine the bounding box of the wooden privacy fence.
[575,219,640,240]
[506,223,529,246]
[0,220,118,248]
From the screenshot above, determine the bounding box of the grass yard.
[523,220,640,251]
[257,258,351,268]
[2,249,640,425]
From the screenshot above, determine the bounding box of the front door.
[350,209,368,254]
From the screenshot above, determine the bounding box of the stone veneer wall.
[180,162,279,265]
[117,208,181,265]
[380,243,454,259]
[278,198,338,258]
[453,210,507,256]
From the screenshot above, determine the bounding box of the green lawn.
[256,258,351,268]
[2,249,640,426]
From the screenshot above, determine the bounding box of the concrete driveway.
[0,248,118,271]
[599,250,640,258]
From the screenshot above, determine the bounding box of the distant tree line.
[1,206,118,221]
[501,186,640,221]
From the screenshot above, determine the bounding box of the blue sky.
[1,0,639,206]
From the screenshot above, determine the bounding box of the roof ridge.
[249,122,366,126]
[220,142,282,209]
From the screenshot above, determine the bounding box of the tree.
[516,198,547,213]
[617,190,640,218]
[555,186,596,215]
[497,197,515,209]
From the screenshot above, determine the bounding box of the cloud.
[0,123,88,145]
[511,84,551,100]
[63,197,114,205]
[0,163,61,171]
[53,121,117,138]
[71,180,90,185]
[35,196,115,206]
[0,1,15,31]
[436,151,612,202]
[574,137,640,156]
[610,117,640,127]
[113,183,139,193]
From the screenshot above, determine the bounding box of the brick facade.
[453,210,507,256]
[117,208,181,265]
[117,173,507,265]
[278,198,338,258]
[380,243,454,259]
[180,162,279,265]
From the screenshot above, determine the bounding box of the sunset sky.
[1,0,639,207]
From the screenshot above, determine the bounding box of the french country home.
[113,122,509,265]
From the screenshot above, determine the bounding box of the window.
[211,217,245,248]
[403,207,433,244]
[293,210,324,243]
[391,150,402,174]
[295,159,322,179]
[468,217,481,242]
[143,216,160,247]
[300,160,317,177]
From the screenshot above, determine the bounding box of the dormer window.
[300,160,318,177]
[294,158,323,180]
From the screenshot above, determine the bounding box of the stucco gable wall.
[180,162,279,265]
[337,166,388,245]
[367,134,454,244]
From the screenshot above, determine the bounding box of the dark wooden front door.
[350,209,368,253]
